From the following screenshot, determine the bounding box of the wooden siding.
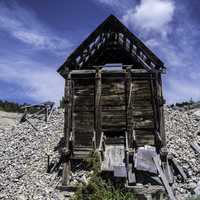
[69,70,159,148]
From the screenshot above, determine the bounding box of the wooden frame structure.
[57,15,177,199]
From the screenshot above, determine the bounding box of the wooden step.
[101,144,125,172]
[72,146,93,159]
[74,146,93,151]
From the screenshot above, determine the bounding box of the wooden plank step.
[74,146,93,151]
[72,151,91,159]
[101,145,125,172]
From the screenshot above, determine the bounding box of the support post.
[62,74,72,186]
[125,66,135,148]
[95,67,102,148]
[150,74,162,151]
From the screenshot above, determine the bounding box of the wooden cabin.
[57,15,175,199]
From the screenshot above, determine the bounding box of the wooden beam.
[62,159,71,186]
[95,68,102,147]
[125,67,134,148]
[62,75,72,186]
[170,158,187,181]
[127,163,136,185]
[153,156,176,200]
[150,74,162,150]
[92,131,97,150]
[191,141,200,154]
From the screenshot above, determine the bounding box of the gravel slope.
[0,107,200,200]
[0,110,65,200]
[165,107,200,199]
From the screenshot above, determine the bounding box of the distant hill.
[0,100,24,113]
[169,99,200,110]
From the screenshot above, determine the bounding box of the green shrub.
[71,151,136,200]
[188,196,200,200]
[71,174,136,200]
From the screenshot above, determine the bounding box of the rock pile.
[165,107,200,199]
[0,109,89,200]
[0,106,200,200]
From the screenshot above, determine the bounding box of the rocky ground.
[0,107,200,200]
[0,110,89,200]
[165,107,200,199]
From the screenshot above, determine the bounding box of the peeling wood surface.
[101,145,125,171]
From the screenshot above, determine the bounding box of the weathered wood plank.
[95,68,102,148]
[101,145,125,171]
[191,142,200,154]
[128,163,136,185]
[75,96,94,105]
[153,156,176,200]
[74,131,93,146]
[170,158,187,181]
[101,105,126,111]
[75,105,94,112]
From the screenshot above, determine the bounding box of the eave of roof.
[57,15,165,76]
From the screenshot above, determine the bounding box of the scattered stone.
[0,106,200,200]
[165,107,200,199]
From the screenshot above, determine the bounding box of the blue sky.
[0,0,199,104]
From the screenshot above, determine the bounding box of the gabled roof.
[58,15,165,77]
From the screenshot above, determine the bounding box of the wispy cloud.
[0,55,64,104]
[93,0,134,13]
[0,1,72,54]
[122,0,175,37]
[93,0,200,103]
[94,0,175,36]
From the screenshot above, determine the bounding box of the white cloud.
[165,78,200,104]
[93,0,134,13]
[94,0,175,36]
[122,0,175,37]
[13,31,71,51]
[0,57,64,104]
[0,1,72,54]
[96,0,119,6]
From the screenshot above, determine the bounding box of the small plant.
[71,151,136,200]
[84,151,101,173]
[71,174,136,200]
[187,196,200,200]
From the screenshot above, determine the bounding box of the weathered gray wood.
[62,75,73,186]
[127,163,136,185]
[170,158,187,181]
[114,166,127,177]
[92,131,96,150]
[150,75,162,149]
[95,68,102,147]
[191,141,200,154]
[163,160,174,185]
[62,159,71,186]
[153,156,176,200]
[101,144,125,171]
[74,131,93,146]
[134,147,157,174]
[65,76,72,147]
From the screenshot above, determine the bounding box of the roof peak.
[58,14,165,76]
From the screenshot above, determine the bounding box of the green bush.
[72,175,136,200]
[188,196,200,200]
[71,151,136,200]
